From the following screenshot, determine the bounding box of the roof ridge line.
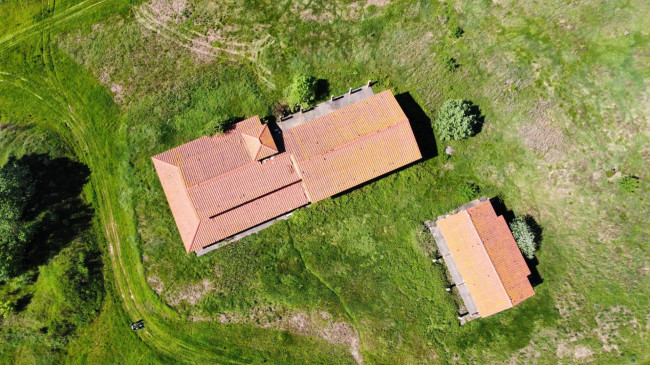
[186,158,264,191]
[464,210,514,308]
[206,180,305,220]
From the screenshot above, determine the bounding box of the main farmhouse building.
[153,86,422,254]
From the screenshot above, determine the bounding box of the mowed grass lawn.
[0,0,648,363]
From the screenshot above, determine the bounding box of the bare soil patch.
[217,307,363,364]
[147,0,189,23]
[167,279,214,306]
[519,101,566,163]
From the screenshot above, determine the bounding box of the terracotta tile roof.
[152,88,423,253]
[284,90,410,162]
[151,158,200,252]
[238,116,278,161]
[285,90,421,202]
[437,211,513,317]
[191,182,308,251]
[467,201,535,306]
[187,153,301,219]
[152,117,296,252]
[296,120,422,202]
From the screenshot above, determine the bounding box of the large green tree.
[0,158,36,281]
[434,99,479,141]
[286,74,317,110]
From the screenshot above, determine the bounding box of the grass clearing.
[0,0,648,363]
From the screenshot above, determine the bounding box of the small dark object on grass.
[444,57,459,71]
[605,168,616,178]
[131,320,144,331]
[452,26,464,38]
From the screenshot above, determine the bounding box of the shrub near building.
[509,217,536,259]
[286,74,317,111]
[434,99,479,141]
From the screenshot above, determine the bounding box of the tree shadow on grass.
[467,101,485,136]
[315,79,330,101]
[15,154,94,271]
[395,92,438,159]
[489,197,544,288]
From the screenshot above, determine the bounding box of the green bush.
[0,158,36,281]
[452,26,464,38]
[0,300,14,319]
[434,99,479,141]
[619,175,639,193]
[509,217,536,259]
[458,182,480,201]
[444,57,459,71]
[29,236,103,342]
[286,74,317,110]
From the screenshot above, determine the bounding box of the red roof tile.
[437,211,513,317]
[467,201,535,306]
[436,199,535,317]
[187,153,301,219]
[284,90,410,162]
[296,120,422,202]
[152,88,423,253]
[151,158,200,252]
[191,182,309,250]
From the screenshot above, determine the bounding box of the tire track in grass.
[285,222,365,364]
[0,0,111,52]
[133,3,276,88]
[1,49,253,365]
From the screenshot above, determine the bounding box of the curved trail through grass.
[0,7,301,364]
[0,0,110,52]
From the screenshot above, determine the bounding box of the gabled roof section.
[190,182,309,251]
[284,90,410,162]
[285,89,422,202]
[151,158,200,252]
[187,153,301,219]
[467,201,535,306]
[437,211,513,317]
[297,120,422,202]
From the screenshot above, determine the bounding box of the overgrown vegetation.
[0,0,648,363]
[619,175,640,193]
[286,74,317,110]
[0,158,35,280]
[458,182,480,201]
[509,217,537,259]
[434,99,479,141]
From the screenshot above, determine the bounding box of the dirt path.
[1,3,358,363]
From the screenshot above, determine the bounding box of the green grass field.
[0,0,648,363]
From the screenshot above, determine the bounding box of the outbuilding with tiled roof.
[425,198,535,322]
[152,86,422,254]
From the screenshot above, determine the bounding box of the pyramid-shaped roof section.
[236,116,278,161]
